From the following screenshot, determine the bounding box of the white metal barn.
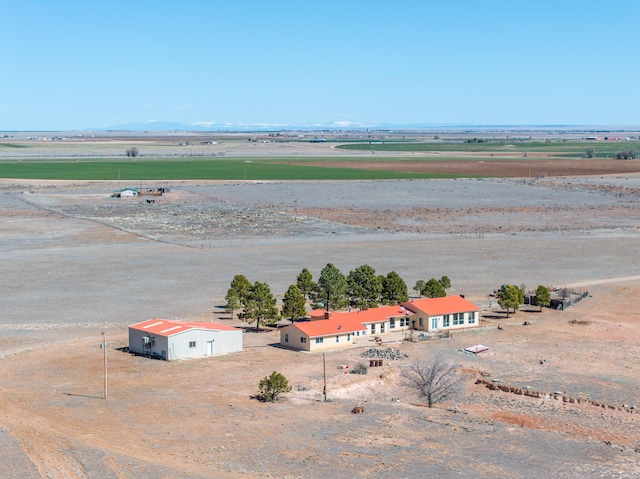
[128,319,243,360]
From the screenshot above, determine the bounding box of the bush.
[614,149,637,160]
[258,371,292,402]
[350,363,368,375]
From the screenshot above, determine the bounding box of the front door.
[207,341,214,355]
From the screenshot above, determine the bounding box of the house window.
[347,334,351,341]
[336,335,339,343]
[469,312,476,324]
[188,341,196,348]
[390,318,396,329]
[453,313,463,326]
[301,337,307,343]
[356,331,360,336]
[381,323,385,333]
[370,324,376,334]
[431,317,438,330]
[315,337,324,344]
[419,317,423,327]
[443,315,450,327]
[151,340,156,347]
[284,334,289,343]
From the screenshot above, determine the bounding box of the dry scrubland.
[1,135,640,478]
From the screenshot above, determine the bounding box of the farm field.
[1,131,640,478]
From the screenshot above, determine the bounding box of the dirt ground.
[1,169,640,478]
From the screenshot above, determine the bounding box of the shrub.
[258,371,292,402]
[350,363,368,375]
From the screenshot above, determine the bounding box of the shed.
[128,319,242,360]
[119,188,138,197]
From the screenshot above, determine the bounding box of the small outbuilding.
[128,319,243,360]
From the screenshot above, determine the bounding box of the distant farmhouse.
[113,187,138,198]
[280,296,479,352]
[111,187,168,198]
[129,319,243,360]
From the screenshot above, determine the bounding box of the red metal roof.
[401,296,479,316]
[289,317,367,337]
[129,319,241,337]
[290,305,408,338]
[308,305,408,323]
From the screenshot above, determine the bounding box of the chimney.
[324,311,331,320]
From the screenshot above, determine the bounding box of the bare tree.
[126,147,139,157]
[400,355,464,407]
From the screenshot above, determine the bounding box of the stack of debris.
[361,348,408,360]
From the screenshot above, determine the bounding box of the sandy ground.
[1,173,640,478]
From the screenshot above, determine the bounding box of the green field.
[336,141,634,157]
[0,157,467,181]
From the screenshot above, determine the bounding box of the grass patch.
[0,143,30,149]
[0,158,472,181]
[336,141,636,156]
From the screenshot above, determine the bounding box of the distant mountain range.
[96,120,476,132]
[95,120,638,133]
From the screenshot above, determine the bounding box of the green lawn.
[0,158,470,180]
[336,141,635,157]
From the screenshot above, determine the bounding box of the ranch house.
[400,296,480,332]
[281,297,480,352]
[128,319,243,360]
[280,317,367,352]
[281,305,413,352]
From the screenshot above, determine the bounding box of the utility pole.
[323,353,327,402]
[101,331,108,400]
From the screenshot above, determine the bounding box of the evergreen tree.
[229,274,252,302]
[381,271,409,304]
[282,284,307,322]
[422,278,446,298]
[240,281,280,331]
[311,263,348,311]
[258,371,292,402]
[497,284,524,317]
[347,264,382,310]
[534,285,551,312]
[413,280,426,298]
[224,288,241,319]
[296,268,315,300]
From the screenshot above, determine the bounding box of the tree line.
[225,264,454,331]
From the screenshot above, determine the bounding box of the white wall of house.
[280,326,367,352]
[413,311,478,332]
[280,326,310,352]
[306,330,365,352]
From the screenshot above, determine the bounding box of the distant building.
[112,188,138,198]
[128,319,243,360]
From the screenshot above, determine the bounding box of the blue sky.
[2,1,638,130]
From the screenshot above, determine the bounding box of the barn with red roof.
[128,319,243,360]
